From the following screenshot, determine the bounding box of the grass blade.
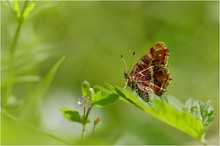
[21,56,65,119]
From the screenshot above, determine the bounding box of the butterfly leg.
[123,79,128,89]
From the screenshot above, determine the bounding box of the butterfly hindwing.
[125,42,172,102]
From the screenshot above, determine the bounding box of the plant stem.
[81,105,93,142]
[4,1,29,106]
[81,106,86,142]
[4,19,22,105]
[85,105,93,121]
[81,122,86,142]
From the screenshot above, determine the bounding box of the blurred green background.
[1,1,219,145]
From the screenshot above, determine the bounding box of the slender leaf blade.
[12,0,21,18]
[21,56,65,119]
[34,56,65,98]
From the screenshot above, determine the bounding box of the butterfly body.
[124,42,172,102]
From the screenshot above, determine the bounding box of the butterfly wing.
[128,42,172,100]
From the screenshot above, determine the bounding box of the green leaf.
[92,85,119,107]
[60,108,83,123]
[103,83,116,92]
[92,91,118,107]
[183,99,215,128]
[60,108,90,124]
[23,2,36,19]
[12,0,21,18]
[200,101,214,127]
[105,83,214,143]
[94,85,110,93]
[81,81,94,98]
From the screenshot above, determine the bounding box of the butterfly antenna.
[121,54,128,72]
[128,52,135,72]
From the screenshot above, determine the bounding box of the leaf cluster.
[2,0,65,120]
[93,83,214,143]
[60,81,119,142]
[60,81,214,144]
[60,81,119,124]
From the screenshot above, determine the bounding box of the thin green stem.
[1,108,71,144]
[81,122,86,142]
[4,1,29,106]
[83,106,86,119]
[10,0,29,56]
[81,104,93,142]
[4,20,22,105]
[85,105,93,121]
[81,106,86,141]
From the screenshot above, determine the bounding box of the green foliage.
[11,0,36,20]
[98,83,215,144]
[183,99,215,128]
[19,56,65,120]
[60,81,214,143]
[81,81,94,98]
[60,81,119,142]
[60,108,89,124]
[80,81,119,107]
[29,56,65,101]
[3,0,37,105]
[93,91,118,107]
[2,1,67,144]
[2,0,64,108]
[93,86,119,107]
[23,2,36,19]
[12,0,21,18]
[2,1,218,144]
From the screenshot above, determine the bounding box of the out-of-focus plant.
[3,0,36,105]
[2,0,65,143]
[2,0,64,110]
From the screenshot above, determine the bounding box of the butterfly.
[123,42,172,102]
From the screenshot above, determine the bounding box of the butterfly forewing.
[125,42,172,102]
